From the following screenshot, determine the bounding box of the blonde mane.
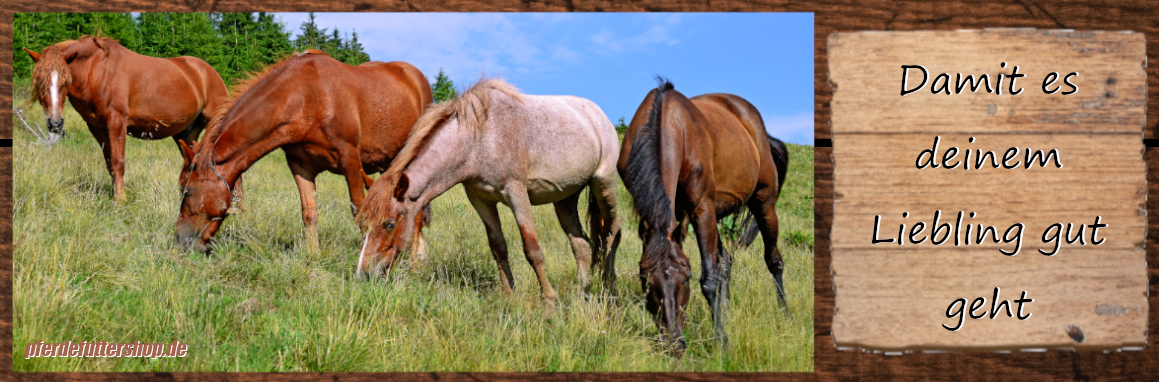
[384,77,522,175]
[193,50,330,167]
[357,77,523,228]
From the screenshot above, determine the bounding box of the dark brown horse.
[618,78,790,351]
[175,50,433,255]
[25,36,228,202]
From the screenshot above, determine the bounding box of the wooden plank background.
[829,30,1147,351]
[2,0,1159,381]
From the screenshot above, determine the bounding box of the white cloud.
[586,16,680,53]
[762,111,814,145]
[275,13,684,82]
[550,45,579,62]
[276,13,539,84]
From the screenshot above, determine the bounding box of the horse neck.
[63,43,114,94]
[402,122,476,207]
[205,116,292,185]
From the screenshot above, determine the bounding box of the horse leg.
[691,196,728,346]
[590,175,623,291]
[340,151,368,217]
[717,237,733,320]
[747,190,788,313]
[90,126,116,197]
[466,191,515,295]
[505,181,560,310]
[105,116,128,203]
[288,162,320,252]
[552,192,593,292]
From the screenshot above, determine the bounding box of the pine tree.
[252,12,293,65]
[614,117,630,133]
[327,29,343,59]
[430,69,458,103]
[13,12,303,87]
[295,12,328,52]
[346,30,370,65]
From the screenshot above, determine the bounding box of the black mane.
[625,77,680,277]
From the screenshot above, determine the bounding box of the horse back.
[164,56,228,111]
[489,93,612,200]
[347,61,433,170]
[95,45,226,133]
[687,94,765,203]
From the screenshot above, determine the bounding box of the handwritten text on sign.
[829,30,1146,351]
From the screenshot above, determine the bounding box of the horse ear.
[393,172,410,202]
[92,37,110,56]
[23,48,40,63]
[178,140,194,166]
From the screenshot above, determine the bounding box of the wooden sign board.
[829,30,1147,352]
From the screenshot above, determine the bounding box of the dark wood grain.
[2,0,1158,380]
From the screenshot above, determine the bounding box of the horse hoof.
[543,297,558,313]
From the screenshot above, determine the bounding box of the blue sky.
[276,13,814,145]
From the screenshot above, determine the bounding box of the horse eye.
[384,219,396,230]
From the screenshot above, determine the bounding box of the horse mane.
[192,50,330,167]
[625,77,685,278]
[386,77,522,175]
[357,77,523,228]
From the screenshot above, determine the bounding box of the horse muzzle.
[46,118,64,135]
[175,225,209,253]
[356,247,403,280]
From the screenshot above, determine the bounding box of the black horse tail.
[587,186,606,267]
[736,134,790,248]
[625,77,679,282]
[768,135,789,197]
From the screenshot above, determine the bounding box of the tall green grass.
[13,100,814,372]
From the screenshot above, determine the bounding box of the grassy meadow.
[12,95,815,372]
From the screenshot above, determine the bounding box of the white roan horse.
[355,78,623,308]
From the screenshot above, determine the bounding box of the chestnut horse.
[24,35,228,202]
[619,78,789,351]
[175,51,433,254]
[355,79,623,308]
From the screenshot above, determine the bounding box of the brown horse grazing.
[175,50,433,255]
[355,79,623,307]
[24,35,228,202]
[618,78,790,351]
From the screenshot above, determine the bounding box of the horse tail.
[587,187,606,263]
[625,77,679,280]
[736,134,790,248]
[767,135,789,197]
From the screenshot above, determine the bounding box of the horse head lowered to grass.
[175,50,433,254]
[24,35,228,202]
[619,78,790,352]
[355,78,623,308]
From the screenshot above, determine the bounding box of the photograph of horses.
[13,12,815,372]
